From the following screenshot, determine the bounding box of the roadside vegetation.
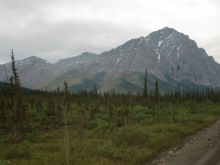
[0,51,220,165]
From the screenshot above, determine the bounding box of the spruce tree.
[144,69,148,98]
[64,81,69,165]
[154,78,160,104]
[10,50,27,138]
[177,83,181,101]
[93,85,97,96]
[0,97,6,128]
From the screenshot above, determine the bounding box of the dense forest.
[0,52,220,165]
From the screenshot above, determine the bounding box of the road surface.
[152,119,220,165]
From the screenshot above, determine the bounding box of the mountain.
[0,27,219,92]
[0,52,98,88]
[0,56,56,88]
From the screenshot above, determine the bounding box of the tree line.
[0,52,219,137]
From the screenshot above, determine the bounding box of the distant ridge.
[0,27,219,92]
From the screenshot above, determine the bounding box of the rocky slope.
[0,56,56,88]
[0,27,219,92]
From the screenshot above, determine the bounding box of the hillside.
[1,27,219,92]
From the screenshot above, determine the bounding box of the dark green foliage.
[1,51,220,164]
[35,98,43,113]
[0,78,220,165]
[154,78,160,104]
[0,82,11,93]
[114,126,149,146]
[143,69,148,98]
[47,100,56,116]
[3,140,32,159]
[0,98,6,128]
[9,50,27,138]
[93,85,98,96]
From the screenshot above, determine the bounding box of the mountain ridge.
[0,27,219,92]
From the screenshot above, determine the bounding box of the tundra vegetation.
[0,52,220,165]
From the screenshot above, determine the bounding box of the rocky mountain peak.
[149,27,176,38]
[0,27,220,91]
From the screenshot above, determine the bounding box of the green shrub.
[190,115,209,124]
[26,122,40,141]
[0,135,12,145]
[209,106,220,115]
[0,160,11,165]
[3,140,32,159]
[94,120,114,135]
[132,111,155,124]
[114,126,149,146]
[152,124,187,136]
[85,120,98,129]
[97,141,116,157]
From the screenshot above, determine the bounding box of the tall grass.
[0,102,220,165]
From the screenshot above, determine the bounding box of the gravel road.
[152,119,220,165]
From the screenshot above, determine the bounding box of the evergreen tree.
[10,50,27,138]
[0,98,6,128]
[64,81,70,165]
[177,83,181,101]
[56,86,60,94]
[154,78,160,104]
[143,69,148,98]
[47,100,55,116]
[93,85,97,96]
[170,89,173,103]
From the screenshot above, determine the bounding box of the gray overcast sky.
[0,0,220,64]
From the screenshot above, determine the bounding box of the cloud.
[0,17,151,63]
[0,0,219,64]
[209,0,220,7]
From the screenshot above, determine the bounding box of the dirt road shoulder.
[152,119,220,165]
